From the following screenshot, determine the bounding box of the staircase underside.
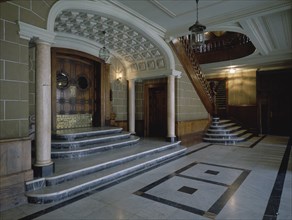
[26,127,186,204]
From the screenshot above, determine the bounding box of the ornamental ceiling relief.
[54,10,167,79]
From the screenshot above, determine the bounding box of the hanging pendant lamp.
[99,31,110,62]
[189,0,206,50]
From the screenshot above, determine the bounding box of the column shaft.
[34,40,54,176]
[128,79,135,134]
[167,75,176,142]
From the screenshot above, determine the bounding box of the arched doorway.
[51,48,110,130]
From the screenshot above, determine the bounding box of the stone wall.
[0,0,57,211]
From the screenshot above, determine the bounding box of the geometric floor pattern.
[134,162,250,219]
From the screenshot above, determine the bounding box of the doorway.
[144,82,167,137]
[257,69,292,136]
[51,48,109,130]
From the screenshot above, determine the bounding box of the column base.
[166,136,177,143]
[33,162,55,177]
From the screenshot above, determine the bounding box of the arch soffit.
[47,0,176,79]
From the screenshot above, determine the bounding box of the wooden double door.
[51,48,109,130]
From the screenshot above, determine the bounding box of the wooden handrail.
[170,37,215,115]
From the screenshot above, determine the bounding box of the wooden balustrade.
[170,38,215,115]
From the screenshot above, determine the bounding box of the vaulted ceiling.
[52,0,292,76]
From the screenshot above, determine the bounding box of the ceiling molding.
[108,0,166,36]
[203,1,291,27]
[149,0,176,18]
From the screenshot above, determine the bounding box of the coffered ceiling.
[52,0,292,76]
[54,9,167,75]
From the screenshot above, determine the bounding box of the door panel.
[145,84,167,137]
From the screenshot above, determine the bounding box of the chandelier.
[189,0,206,50]
[99,31,110,62]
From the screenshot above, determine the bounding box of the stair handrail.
[170,36,215,115]
[179,36,214,101]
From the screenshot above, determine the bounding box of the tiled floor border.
[263,137,292,220]
[134,161,251,219]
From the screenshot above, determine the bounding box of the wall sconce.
[116,72,122,81]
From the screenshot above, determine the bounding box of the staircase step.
[52,127,122,140]
[207,126,242,134]
[203,136,247,144]
[210,122,237,129]
[205,117,255,144]
[51,131,131,148]
[25,140,186,204]
[205,129,247,138]
[51,135,140,159]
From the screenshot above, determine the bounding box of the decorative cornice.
[18,21,56,44]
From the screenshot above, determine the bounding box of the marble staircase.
[203,117,254,144]
[26,127,186,204]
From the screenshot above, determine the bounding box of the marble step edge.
[52,127,123,141]
[203,133,253,143]
[204,129,247,138]
[211,120,232,125]
[51,136,140,159]
[26,141,181,191]
[210,123,237,128]
[207,126,242,134]
[25,147,186,204]
[51,132,131,148]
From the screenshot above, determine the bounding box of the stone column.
[167,75,176,142]
[33,40,54,177]
[128,79,136,134]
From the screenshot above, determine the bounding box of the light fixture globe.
[99,46,110,62]
[189,0,206,50]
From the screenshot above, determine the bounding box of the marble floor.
[1,135,291,220]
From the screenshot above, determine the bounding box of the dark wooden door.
[51,49,104,130]
[257,69,292,136]
[147,85,167,137]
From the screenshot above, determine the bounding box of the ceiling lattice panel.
[54,10,166,72]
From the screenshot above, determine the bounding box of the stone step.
[204,129,248,139]
[52,127,123,140]
[203,132,253,144]
[210,122,237,129]
[51,135,140,159]
[25,140,186,204]
[51,131,131,149]
[207,126,242,134]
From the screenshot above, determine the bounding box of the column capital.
[18,21,56,44]
[171,69,182,78]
